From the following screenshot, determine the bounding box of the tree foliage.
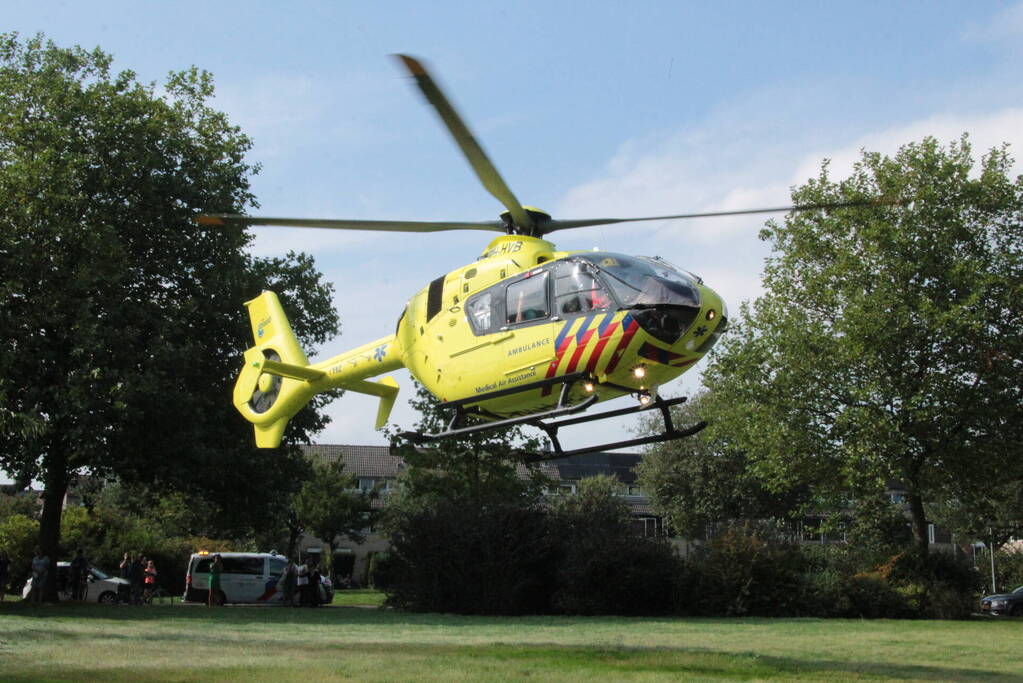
[548,475,677,616]
[385,381,550,508]
[0,34,340,595]
[702,135,1023,553]
[379,382,557,612]
[292,458,376,568]
[636,392,810,539]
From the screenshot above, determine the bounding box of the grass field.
[1,598,1020,681]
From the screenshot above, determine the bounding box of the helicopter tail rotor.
[233,290,405,448]
[233,291,322,447]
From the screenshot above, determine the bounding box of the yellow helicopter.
[201,55,863,458]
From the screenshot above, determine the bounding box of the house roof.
[301,445,643,487]
[300,444,403,478]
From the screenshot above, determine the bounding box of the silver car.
[23,561,130,604]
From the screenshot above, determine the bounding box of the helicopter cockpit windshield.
[578,253,702,344]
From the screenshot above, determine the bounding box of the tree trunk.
[286,511,303,560]
[38,449,70,602]
[906,490,929,556]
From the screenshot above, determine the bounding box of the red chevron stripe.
[584,320,620,375]
[543,320,579,395]
[565,327,596,373]
[603,317,640,375]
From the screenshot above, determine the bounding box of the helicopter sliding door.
[438,267,556,405]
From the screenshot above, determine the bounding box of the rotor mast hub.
[500,207,552,236]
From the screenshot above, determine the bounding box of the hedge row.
[378,509,984,618]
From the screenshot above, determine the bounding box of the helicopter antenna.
[395,54,535,236]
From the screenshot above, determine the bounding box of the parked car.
[22,562,129,604]
[980,586,1023,616]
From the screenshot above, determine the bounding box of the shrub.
[843,573,912,619]
[876,550,979,619]
[551,534,677,616]
[991,550,1023,594]
[363,551,395,589]
[548,475,678,616]
[0,513,39,591]
[383,501,556,615]
[681,521,807,617]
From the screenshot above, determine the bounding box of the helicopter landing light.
[632,365,647,380]
[707,309,717,321]
[583,380,596,393]
[637,392,652,406]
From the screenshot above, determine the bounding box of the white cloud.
[791,109,1023,184]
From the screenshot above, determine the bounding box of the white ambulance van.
[183,551,288,605]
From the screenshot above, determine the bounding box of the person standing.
[280,559,297,606]
[29,547,50,604]
[69,549,88,601]
[128,554,145,605]
[119,551,132,579]
[207,554,223,607]
[295,560,310,607]
[143,560,158,604]
[309,562,323,607]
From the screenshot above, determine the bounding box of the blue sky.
[6,1,1023,454]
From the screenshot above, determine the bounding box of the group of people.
[119,551,158,604]
[277,558,326,607]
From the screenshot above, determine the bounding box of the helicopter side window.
[505,273,549,325]
[554,262,611,316]
[466,292,493,335]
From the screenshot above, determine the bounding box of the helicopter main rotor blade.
[542,198,897,233]
[394,54,533,233]
[198,198,895,236]
[197,215,507,233]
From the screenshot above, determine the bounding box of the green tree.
[928,478,1023,550]
[380,382,555,613]
[292,458,376,571]
[636,392,810,540]
[386,381,550,508]
[703,136,1023,555]
[0,34,339,598]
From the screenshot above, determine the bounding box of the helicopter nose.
[632,306,700,345]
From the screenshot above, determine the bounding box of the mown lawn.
[0,600,1020,681]
[331,589,387,607]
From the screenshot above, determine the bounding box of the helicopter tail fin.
[233,291,322,448]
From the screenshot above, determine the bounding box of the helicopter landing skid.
[399,377,706,460]
[524,394,706,461]
[399,378,598,444]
